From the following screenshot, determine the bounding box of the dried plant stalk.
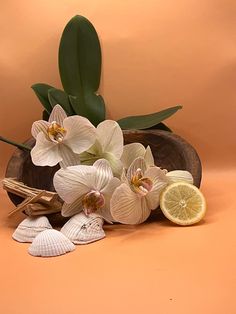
[24,203,62,216]
[3,178,62,217]
[8,191,46,216]
[2,178,58,204]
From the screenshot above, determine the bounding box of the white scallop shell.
[12,216,52,243]
[61,212,105,245]
[28,229,75,257]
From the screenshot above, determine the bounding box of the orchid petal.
[144,166,168,191]
[121,143,146,169]
[102,152,123,177]
[79,140,103,165]
[53,166,96,203]
[31,132,61,166]
[166,170,194,184]
[62,116,96,154]
[79,153,99,166]
[96,205,115,223]
[139,197,151,223]
[97,120,124,158]
[110,183,151,224]
[144,146,155,167]
[127,157,147,184]
[120,168,129,184]
[100,177,121,196]
[61,197,83,217]
[96,208,114,223]
[31,120,50,139]
[100,177,121,221]
[85,140,103,156]
[58,144,81,168]
[93,159,113,190]
[143,165,168,210]
[65,165,97,187]
[145,189,161,210]
[49,104,67,125]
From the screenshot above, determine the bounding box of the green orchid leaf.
[68,95,79,114]
[69,94,105,126]
[117,105,182,130]
[48,88,74,115]
[59,15,105,125]
[42,110,50,121]
[147,122,172,132]
[59,15,101,96]
[31,83,55,114]
[0,135,31,151]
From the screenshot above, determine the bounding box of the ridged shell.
[12,216,52,243]
[28,229,75,257]
[61,212,105,245]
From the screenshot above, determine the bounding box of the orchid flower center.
[131,168,153,196]
[47,121,66,143]
[82,190,105,215]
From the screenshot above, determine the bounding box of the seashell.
[28,229,75,257]
[12,216,52,243]
[61,212,105,245]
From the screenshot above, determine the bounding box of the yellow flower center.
[82,190,105,215]
[47,121,66,143]
[131,168,153,196]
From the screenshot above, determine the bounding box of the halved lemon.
[160,182,206,225]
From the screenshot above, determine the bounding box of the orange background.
[0,1,235,313]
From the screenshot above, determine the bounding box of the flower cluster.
[31,105,193,225]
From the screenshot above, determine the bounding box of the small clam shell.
[61,212,105,245]
[12,216,52,243]
[28,229,75,257]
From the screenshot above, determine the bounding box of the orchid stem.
[0,136,31,151]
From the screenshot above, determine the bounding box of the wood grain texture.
[5,138,59,206]
[5,130,202,208]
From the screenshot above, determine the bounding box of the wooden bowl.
[5,130,202,207]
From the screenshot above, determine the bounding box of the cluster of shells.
[13,213,105,257]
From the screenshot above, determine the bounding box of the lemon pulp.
[160,182,206,225]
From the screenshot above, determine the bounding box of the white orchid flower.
[79,120,124,177]
[121,143,194,184]
[53,159,121,222]
[121,143,155,169]
[31,105,96,168]
[110,156,194,225]
[110,157,168,225]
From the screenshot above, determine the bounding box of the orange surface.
[0,1,236,314]
[1,171,236,314]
